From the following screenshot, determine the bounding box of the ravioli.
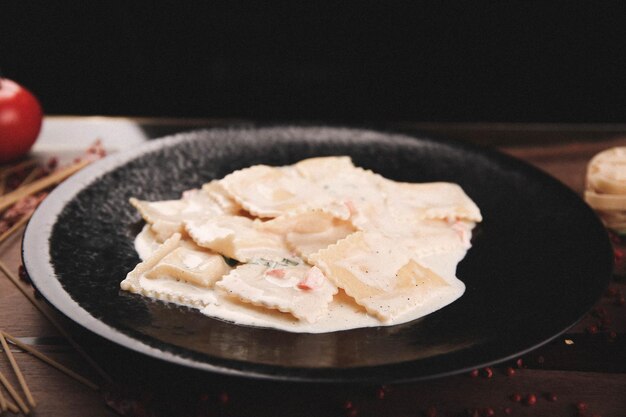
[145,244,231,288]
[294,156,356,182]
[121,234,222,307]
[220,165,350,219]
[259,209,356,260]
[383,181,482,222]
[123,156,482,332]
[185,214,292,262]
[216,263,337,323]
[130,187,231,241]
[309,231,452,322]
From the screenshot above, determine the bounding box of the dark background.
[2,2,625,122]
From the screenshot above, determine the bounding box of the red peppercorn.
[504,407,512,415]
[511,393,522,402]
[482,367,494,378]
[614,248,623,260]
[515,358,524,368]
[47,156,59,171]
[483,407,495,416]
[376,387,386,400]
[469,369,479,378]
[545,392,558,402]
[342,401,353,410]
[575,401,588,412]
[18,264,30,283]
[425,405,437,417]
[524,394,537,406]
[505,367,515,376]
[586,324,599,334]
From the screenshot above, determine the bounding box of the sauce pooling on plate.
[122,156,482,333]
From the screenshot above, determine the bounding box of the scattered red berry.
[503,407,512,415]
[505,367,515,376]
[524,393,537,406]
[469,369,480,378]
[515,358,524,368]
[510,393,522,402]
[47,156,59,171]
[545,392,558,402]
[483,407,495,416]
[482,367,494,378]
[342,401,354,410]
[376,387,386,400]
[614,248,623,260]
[586,324,599,334]
[18,264,29,283]
[575,401,588,412]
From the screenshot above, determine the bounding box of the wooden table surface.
[1,118,625,417]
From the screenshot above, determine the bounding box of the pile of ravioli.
[121,156,482,326]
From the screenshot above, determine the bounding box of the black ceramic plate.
[23,126,612,383]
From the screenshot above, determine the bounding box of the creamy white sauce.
[133,227,466,333]
[134,225,161,260]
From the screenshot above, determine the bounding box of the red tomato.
[0,78,43,163]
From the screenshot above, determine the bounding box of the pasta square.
[216,263,337,323]
[383,181,482,222]
[220,165,349,219]
[130,187,232,241]
[185,215,293,262]
[294,156,356,182]
[259,209,356,260]
[145,244,231,288]
[310,231,451,322]
[121,234,223,307]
